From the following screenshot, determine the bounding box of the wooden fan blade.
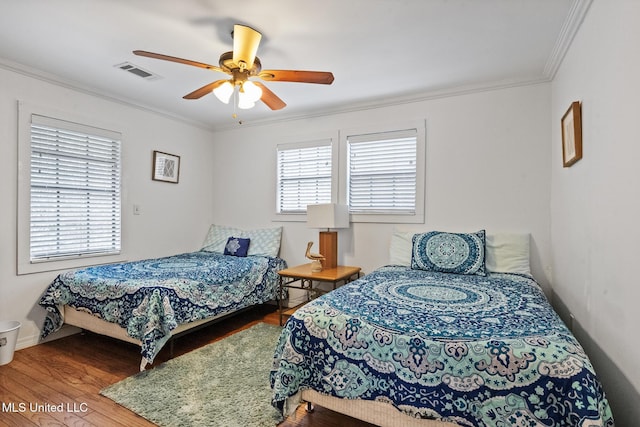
[258,70,334,84]
[183,80,229,99]
[232,25,262,69]
[133,50,225,73]
[254,82,286,110]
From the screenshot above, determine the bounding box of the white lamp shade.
[238,81,262,109]
[307,203,349,229]
[242,81,262,103]
[213,81,234,104]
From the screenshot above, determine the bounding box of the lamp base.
[319,231,338,269]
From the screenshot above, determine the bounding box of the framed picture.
[561,101,582,167]
[152,151,180,183]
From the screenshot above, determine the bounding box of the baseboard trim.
[16,325,81,351]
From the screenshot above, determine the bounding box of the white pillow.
[485,233,531,275]
[202,224,282,257]
[389,230,414,266]
[389,229,531,275]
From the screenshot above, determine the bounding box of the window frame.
[17,101,127,275]
[339,120,426,224]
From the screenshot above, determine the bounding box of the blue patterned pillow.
[411,230,486,276]
[224,237,250,257]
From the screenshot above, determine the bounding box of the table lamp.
[307,203,349,270]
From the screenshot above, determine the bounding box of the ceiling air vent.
[115,62,162,81]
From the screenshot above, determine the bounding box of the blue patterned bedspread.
[40,251,286,363]
[270,266,614,426]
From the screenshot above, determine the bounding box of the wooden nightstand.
[277,263,361,325]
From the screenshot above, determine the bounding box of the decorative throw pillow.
[223,237,250,257]
[411,230,486,276]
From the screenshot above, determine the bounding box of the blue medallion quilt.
[270,266,614,426]
[40,251,286,364]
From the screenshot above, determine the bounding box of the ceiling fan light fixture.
[236,81,261,109]
[133,22,333,116]
[213,81,234,104]
[241,80,263,103]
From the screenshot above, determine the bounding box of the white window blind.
[347,129,417,214]
[277,141,332,213]
[29,115,122,261]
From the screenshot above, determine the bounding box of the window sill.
[17,253,127,275]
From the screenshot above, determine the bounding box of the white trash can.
[0,320,21,366]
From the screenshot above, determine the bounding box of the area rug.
[101,322,284,427]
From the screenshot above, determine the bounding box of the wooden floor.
[0,305,374,427]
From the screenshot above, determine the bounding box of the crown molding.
[543,0,593,79]
[212,77,552,132]
[0,56,552,134]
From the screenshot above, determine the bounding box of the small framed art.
[561,101,582,167]
[152,151,180,183]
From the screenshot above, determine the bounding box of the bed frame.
[64,305,252,370]
[301,390,460,427]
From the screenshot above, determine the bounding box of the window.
[18,105,123,274]
[273,124,424,223]
[276,139,333,214]
[340,122,425,223]
[347,129,417,214]
[29,115,122,261]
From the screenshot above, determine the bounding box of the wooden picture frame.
[561,101,582,167]
[152,151,180,183]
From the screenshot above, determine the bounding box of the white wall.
[211,83,552,290]
[0,66,216,348]
[551,0,640,402]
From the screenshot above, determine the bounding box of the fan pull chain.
[230,87,244,124]
[232,86,238,119]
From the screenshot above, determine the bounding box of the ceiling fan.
[133,24,334,111]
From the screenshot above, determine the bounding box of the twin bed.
[39,224,285,370]
[270,230,614,426]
